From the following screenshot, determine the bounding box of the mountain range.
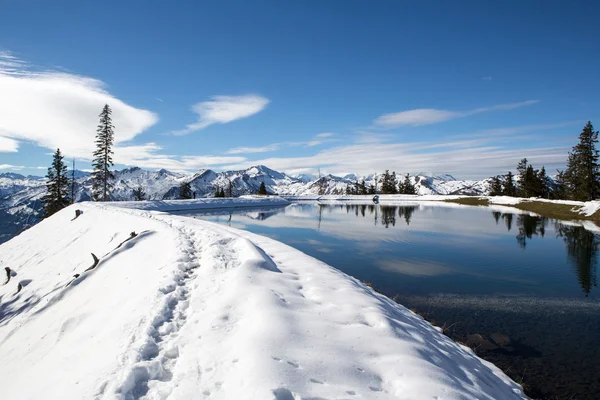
[0,165,496,243]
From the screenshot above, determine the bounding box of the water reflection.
[557,224,599,296]
[492,211,599,296]
[339,204,417,228]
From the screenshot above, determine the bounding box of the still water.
[173,203,599,400]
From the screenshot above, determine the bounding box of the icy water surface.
[173,203,600,400]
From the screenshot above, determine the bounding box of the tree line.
[345,171,417,195]
[488,121,599,201]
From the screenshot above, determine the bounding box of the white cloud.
[374,100,539,128]
[482,76,493,81]
[113,142,246,173]
[226,144,281,154]
[225,132,338,155]
[0,136,19,152]
[315,132,334,138]
[0,164,24,170]
[0,52,158,160]
[172,95,269,135]
[220,136,569,180]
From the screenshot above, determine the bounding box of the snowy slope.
[0,200,527,400]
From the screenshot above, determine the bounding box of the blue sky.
[0,0,598,179]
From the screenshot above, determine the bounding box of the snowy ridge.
[0,201,527,400]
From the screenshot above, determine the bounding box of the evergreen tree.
[258,181,268,195]
[220,188,226,198]
[503,171,517,196]
[516,158,529,197]
[380,170,398,194]
[367,184,376,194]
[42,148,71,217]
[133,186,146,201]
[537,166,549,199]
[390,171,398,194]
[179,181,192,199]
[345,184,352,195]
[70,159,76,204]
[400,174,416,194]
[563,121,600,201]
[359,180,367,195]
[553,170,567,200]
[91,104,115,201]
[489,176,503,196]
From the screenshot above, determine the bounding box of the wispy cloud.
[315,132,334,138]
[454,120,583,139]
[220,133,568,179]
[373,100,539,128]
[225,133,338,155]
[481,76,493,81]
[114,142,246,173]
[0,136,19,152]
[0,164,24,170]
[226,144,281,154]
[0,51,158,160]
[172,95,269,135]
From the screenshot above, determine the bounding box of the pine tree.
[220,188,226,198]
[537,166,549,198]
[489,176,503,196]
[503,171,517,196]
[258,182,268,195]
[367,184,376,194]
[42,148,71,217]
[390,171,398,194]
[516,158,528,197]
[553,170,567,200]
[563,121,600,201]
[400,174,416,194]
[133,186,146,201]
[91,104,115,201]
[380,170,398,194]
[360,180,367,195]
[70,159,76,204]
[179,181,192,199]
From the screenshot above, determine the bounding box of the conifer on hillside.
[258,181,268,195]
[503,171,517,196]
[179,181,193,199]
[133,186,146,201]
[42,148,71,217]
[489,176,503,196]
[400,174,416,195]
[91,104,115,201]
[562,121,600,201]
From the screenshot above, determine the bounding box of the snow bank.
[0,203,526,400]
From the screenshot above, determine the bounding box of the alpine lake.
[170,202,600,400]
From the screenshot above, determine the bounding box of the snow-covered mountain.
[0,165,502,243]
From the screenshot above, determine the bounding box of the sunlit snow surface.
[0,199,527,399]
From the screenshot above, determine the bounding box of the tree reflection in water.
[340,204,417,228]
[492,211,599,296]
[556,224,599,296]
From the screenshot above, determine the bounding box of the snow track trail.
[0,202,528,400]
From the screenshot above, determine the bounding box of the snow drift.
[0,199,527,400]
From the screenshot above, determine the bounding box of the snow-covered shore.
[0,199,527,399]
